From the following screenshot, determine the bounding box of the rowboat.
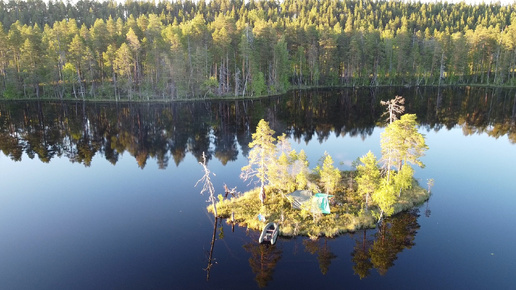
[258,222,279,245]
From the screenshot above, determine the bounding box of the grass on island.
[209,177,430,239]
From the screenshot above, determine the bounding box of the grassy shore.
[209,179,430,239]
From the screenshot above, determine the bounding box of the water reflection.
[0,87,514,167]
[351,230,374,279]
[207,209,423,286]
[352,209,421,278]
[303,238,337,275]
[243,242,283,288]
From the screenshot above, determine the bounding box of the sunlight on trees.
[356,151,380,211]
[381,113,428,181]
[316,152,342,195]
[0,0,514,99]
[240,119,277,204]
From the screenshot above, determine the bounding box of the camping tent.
[288,190,312,210]
[287,190,333,214]
[313,193,333,214]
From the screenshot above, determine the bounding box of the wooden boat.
[258,222,279,245]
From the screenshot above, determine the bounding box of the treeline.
[0,0,515,100]
[1,87,513,168]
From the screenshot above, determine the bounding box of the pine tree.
[317,152,341,195]
[372,178,397,221]
[380,113,427,181]
[356,151,380,210]
[240,119,277,204]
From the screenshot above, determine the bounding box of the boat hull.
[259,222,279,245]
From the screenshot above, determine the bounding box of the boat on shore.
[258,222,279,245]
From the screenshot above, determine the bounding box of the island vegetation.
[0,0,515,100]
[205,96,431,238]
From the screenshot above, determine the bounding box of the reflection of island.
[303,238,337,275]
[243,242,282,288]
[352,209,421,278]
[0,87,514,167]
[351,230,374,279]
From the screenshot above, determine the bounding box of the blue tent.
[313,193,333,214]
[288,190,333,214]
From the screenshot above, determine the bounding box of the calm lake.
[0,87,515,289]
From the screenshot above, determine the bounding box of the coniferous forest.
[0,0,515,100]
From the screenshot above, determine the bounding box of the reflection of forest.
[243,242,282,288]
[236,210,420,286]
[352,209,421,278]
[303,238,338,275]
[0,87,514,167]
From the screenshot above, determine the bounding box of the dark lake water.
[0,87,515,289]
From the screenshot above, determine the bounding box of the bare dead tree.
[224,183,239,199]
[196,152,217,217]
[381,95,405,124]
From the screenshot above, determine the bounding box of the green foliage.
[393,164,414,197]
[372,178,397,217]
[228,121,430,237]
[0,1,515,100]
[62,63,77,83]
[212,187,374,238]
[242,122,321,202]
[251,71,267,96]
[381,113,428,180]
[316,152,342,194]
[294,150,310,190]
[270,152,296,193]
[2,83,21,99]
[241,119,277,202]
[356,151,380,209]
[212,177,425,238]
[202,76,218,97]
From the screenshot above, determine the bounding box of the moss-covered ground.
[209,177,430,239]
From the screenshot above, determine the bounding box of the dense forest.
[0,0,515,100]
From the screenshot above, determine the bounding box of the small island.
[203,97,431,239]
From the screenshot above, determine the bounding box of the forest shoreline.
[0,0,514,100]
[2,83,514,103]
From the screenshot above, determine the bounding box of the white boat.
[258,222,279,245]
